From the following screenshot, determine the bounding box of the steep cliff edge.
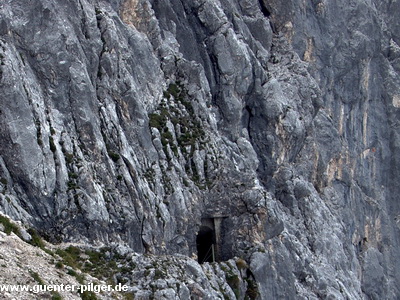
[1,0,399,299]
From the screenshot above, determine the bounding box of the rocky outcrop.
[1,0,399,299]
[0,213,127,299]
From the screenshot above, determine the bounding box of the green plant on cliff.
[107,150,120,162]
[245,278,259,299]
[80,291,98,300]
[226,272,240,298]
[29,270,45,285]
[148,81,211,187]
[0,215,20,235]
[51,292,63,300]
[27,228,45,249]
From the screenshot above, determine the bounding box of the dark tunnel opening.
[196,226,215,264]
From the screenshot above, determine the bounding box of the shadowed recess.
[196,225,216,264]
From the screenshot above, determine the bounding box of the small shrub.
[149,113,165,129]
[166,83,181,99]
[107,151,120,162]
[56,246,82,269]
[124,293,135,300]
[67,268,85,284]
[226,273,240,299]
[161,130,173,147]
[154,269,164,280]
[67,269,77,276]
[143,168,155,185]
[245,279,259,299]
[0,215,20,235]
[43,248,55,256]
[55,261,64,269]
[51,291,63,300]
[80,291,98,300]
[27,228,45,249]
[67,180,78,190]
[75,273,85,284]
[29,270,45,285]
[68,172,79,179]
[82,248,120,280]
[65,153,74,164]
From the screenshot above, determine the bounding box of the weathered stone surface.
[1,0,400,298]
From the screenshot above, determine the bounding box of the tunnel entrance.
[196,216,233,264]
[196,225,216,263]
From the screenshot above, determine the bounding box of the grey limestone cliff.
[1,0,400,299]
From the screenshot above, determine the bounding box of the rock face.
[1,0,400,298]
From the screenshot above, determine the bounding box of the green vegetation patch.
[0,214,20,235]
[27,228,46,249]
[64,152,74,164]
[56,246,130,283]
[80,291,98,300]
[29,270,45,285]
[56,246,82,269]
[51,291,63,300]
[245,278,259,299]
[226,272,240,299]
[51,292,63,300]
[107,150,120,162]
[148,81,209,187]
